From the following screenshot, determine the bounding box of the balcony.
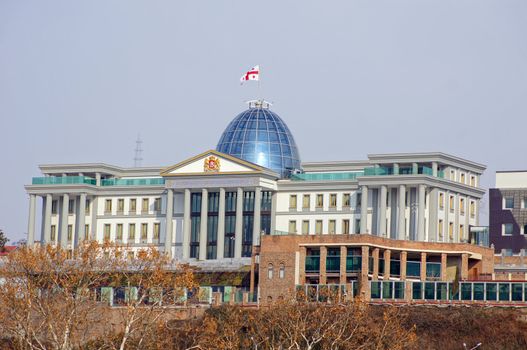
[101,178,165,186]
[363,166,445,178]
[291,172,363,181]
[32,176,96,185]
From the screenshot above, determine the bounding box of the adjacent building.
[490,171,527,254]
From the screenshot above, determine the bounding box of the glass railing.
[32,176,96,185]
[326,256,340,273]
[346,256,362,272]
[101,178,165,186]
[291,172,363,181]
[363,167,393,176]
[305,256,320,273]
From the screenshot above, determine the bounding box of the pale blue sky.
[1,1,526,242]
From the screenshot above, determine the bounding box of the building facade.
[26,101,508,304]
[490,171,527,254]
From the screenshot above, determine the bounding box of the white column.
[60,193,69,247]
[360,185,368,233]
[27,194,36,246]
[164,189,174,257]
[95,173,101,186]
[76,193,86,247]
[418,184,426,241]
[182,189,191,259]
[235,187,244,258]
[398,185,406,240]
[379,186,387,237]
[217,188,226,259]
[199,188,208,260]
[252,187,262,246]
[90,196,98,241]
[44,194,52,244]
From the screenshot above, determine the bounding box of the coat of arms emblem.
[204,155,221,172]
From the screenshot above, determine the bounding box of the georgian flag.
[240,65,259,84]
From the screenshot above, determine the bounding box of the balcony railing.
[101,178,165,186]
[291,172,363,182]
[32,176,96,185]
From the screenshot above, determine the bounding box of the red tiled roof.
[0,246,16,256]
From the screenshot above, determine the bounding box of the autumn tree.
[0,242,196,350]
[0,228,9,252]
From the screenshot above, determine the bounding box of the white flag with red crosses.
[240,65,259,84]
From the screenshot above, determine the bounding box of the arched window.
[279,263,285,279]
[268,263,274,279]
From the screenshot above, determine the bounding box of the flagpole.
[257,65,261,102]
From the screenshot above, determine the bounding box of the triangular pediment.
[160,150,264,177]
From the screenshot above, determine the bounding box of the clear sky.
[1,1,526,242]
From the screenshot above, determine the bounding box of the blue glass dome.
[216,102,301,178]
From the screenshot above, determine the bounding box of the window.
[523,198,527,209]
[354,219,361,234]
[329,220,336,234]
[523,225,527,235]
[343,193,350,207]
[153,223,160,240]
[460,173,465,184]
[302,194,310,209]
[129,223,136,241]
[117,199,124,212]
[141,223,148,240]
[50,225,56,241]
[68,200,75,214]
[288,220,297,233]
[302,220,309,235]
[470,201,475,218]
[84,224,90,240]
[459,224,464,240]
[142,198,149,213]
[130,198,137,213]
[356,193,362,207]
[116,224,123,241]
[504,197,514,209]
[104,224,111,240]
[450,170,455,180]
[439,193,444,210]
[67,225,73,241]
[289,195,297,209]
[105,199,112,213]
[503,223,513,236]
[438,220,443,238]
[85,200,90,215]
[329,194,337,208]
[279,263,285,279]
[154,198,161,212]
[342,219,350,234]
[315,220,323,234]
[459,198,465,215]
[316,194,323,208]
[268,264,274,279]
[51,200,58,214]
[448,222,453,241]
[470,176,476,187]
[449,196,454,213]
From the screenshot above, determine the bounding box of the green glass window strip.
[290,172,363,181]
[406,261,420,278]
[326,256,340,273]
[32,176,96,185]
[426,262,441,278]
[346,256,361,273]
[305,256,320,273]
[371,282,381,299]
[101,178,165,186]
